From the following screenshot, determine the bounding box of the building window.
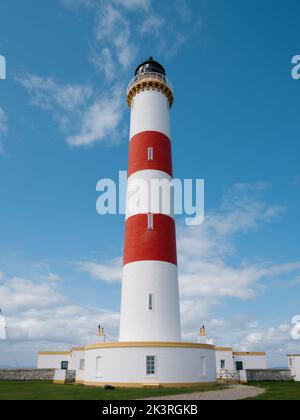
[148,147,154,161]
[236,361,243,371]
[148,213,154,230]
[200,357,207,378]
[220,359,226,370]
[79,359,85,371]
[289,358,294,368]
[96,356,102,377]
[61,361,69,370]
[148,294,154,311]
[146,356,156,376]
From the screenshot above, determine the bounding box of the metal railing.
[127,71,173,94]
[217,370,241,383]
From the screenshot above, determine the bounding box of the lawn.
[248,381,300,400]
[0,381,221,400]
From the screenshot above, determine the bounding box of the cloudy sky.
[0,0,300,367]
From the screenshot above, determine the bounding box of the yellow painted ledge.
[85,342,215,351]
[82,381,217,389]
[215,347,233,352]
[38,351,71,356]
[233,352,266,356]
[53,380,66,385]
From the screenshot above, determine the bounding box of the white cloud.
[177,183,297,334]
[95,4,137,70]
[67,84,124,147]
[0,271,119,367]
[140,15,165,35]
[40,272,61,282]
[77,258,122,284]
[17,75,125,147]
[17,75,92,113]
[90,47,116,82]
[111,0,150,11]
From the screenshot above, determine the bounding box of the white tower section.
[119,58,181,343]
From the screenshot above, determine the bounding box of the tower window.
[148,294,154,311]
[200,357,207,378]
[79,359,85,371]
[148,213,154,230]
[148,147,154,161]
[146,356,156,376]
[96,356,102,377]
[220,359,226,369]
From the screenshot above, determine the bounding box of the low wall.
[246,369,292,382]
[0,369,55,381]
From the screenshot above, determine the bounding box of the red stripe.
[128,131,173,178]
[123,214,177,266]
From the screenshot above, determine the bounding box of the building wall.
[69,349,85,371]
[288,355,300,381]
[215,348,234,371]
[233,353,267,370]
[37,353,71,370]
[83,345,216,387]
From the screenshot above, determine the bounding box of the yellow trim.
[82,381,216,389]
[38,351,71,356]
[71,347,85,352]
[215,347,233,352]
[233,352,266,356]
[53,380,66,385]
[85,342,215,351]
[127,78,174,109]
[75,380,84,385]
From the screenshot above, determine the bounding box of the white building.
[0,311,6,340]
[215,348,267,373]
[288,355,300,381]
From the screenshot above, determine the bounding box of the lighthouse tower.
[119,57,181,343]
[38,59,217,387]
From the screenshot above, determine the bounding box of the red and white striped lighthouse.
[119,58,182,343]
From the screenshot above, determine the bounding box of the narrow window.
[148,213,154,230]
[148,147,154,161]
[220,359,226,370]
[61,361,69,370]
[146,356,156,376]
[148,294,154,311]
[96,356,102,377]
[79,359,85,371]
[200,357,207,378]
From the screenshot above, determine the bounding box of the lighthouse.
[119,57,181,343]
[37,58,217,387]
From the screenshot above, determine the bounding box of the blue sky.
[0,0,300,367]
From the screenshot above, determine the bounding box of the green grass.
[248,381,300,400]
[0,381,221,400]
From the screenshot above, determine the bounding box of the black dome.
[135,57,166,76]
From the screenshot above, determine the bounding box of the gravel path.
[142,385,265,400]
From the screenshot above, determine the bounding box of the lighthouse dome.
[135,57,166,77]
